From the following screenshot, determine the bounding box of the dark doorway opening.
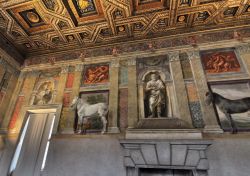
[140,168,193,176]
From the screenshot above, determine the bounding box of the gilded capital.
[186,50,200,60]
[110,59,120,68]
[75,64,84,72]
[236,43,250,54]
[61,66,69,74]
[127,58,136,66]
[168,51,179,62]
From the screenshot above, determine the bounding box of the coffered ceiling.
[0,0,250,63]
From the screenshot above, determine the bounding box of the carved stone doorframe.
[13,104,62,134]
[120,140,212,176]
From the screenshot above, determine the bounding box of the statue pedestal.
[126,118,202,139]
[125,129,202,139]
[136,118,192,129]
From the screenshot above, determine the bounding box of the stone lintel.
[120,139,212,176]
[125,129,202,140]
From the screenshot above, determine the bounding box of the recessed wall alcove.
[120,140,212,176]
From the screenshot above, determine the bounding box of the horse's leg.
[77,116,83,134]
[100,115,107,134]
[225,113,237,134]
[81,118,88,134]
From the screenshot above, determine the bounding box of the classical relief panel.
[200,48,244,75]
[82,63,109,86]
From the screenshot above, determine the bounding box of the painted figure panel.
[210,81,250,131]
[74,91,109,133]
[201,49,241,74]
[83,64,109,85]
[33,81,54,105]
[32,68,60,105]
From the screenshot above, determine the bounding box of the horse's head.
[205,91,214,105]
[70,96,79,110]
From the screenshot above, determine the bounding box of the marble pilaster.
[1,72,26,131]
[64,64,83,133]
[187,50,223,133]
[169,52,193,127]
[236,43,250,73]
[108,59,120,133]
[55,66,69,103]
[127,58,138,128]
[20,71,39,105]
[0,74,18,124]
[0,66,5,82]
[72,64,84,97]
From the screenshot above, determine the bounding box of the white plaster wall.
[42,136,126,176]
[2,136,250,176]
[207,138,250,176]
[42,136,250,176]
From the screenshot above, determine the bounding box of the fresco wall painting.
[32,69,61,105]
[200,48,244,75]
[82,64,109,86]
[201,48,250,131]
[75,91,109,133]
[9,96,25,129]
[209,81,250,131]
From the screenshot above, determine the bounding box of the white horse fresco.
[70,96,108,134]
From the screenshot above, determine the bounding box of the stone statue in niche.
[144,73,167,118]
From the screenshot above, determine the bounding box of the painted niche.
[31,69,60,105]
[137,56,177,119]
[33,81,54,105]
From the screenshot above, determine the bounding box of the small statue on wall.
[145,73,166,118]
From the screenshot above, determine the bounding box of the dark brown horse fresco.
[205,91,250,133]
